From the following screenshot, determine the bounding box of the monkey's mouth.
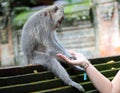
[56,16,64,28]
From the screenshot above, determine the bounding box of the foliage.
[12,0,91,29]
[12,8,35,29]
[66,0,72,4]
[64,0,90,13]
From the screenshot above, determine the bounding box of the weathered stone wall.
[0,18,14,67]
[57,26,95,58]
[92,0,120,57]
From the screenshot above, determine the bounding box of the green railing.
[0,55,120,93]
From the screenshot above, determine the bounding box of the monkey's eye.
[54,6,58,12]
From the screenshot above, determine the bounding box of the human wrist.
[81,61,90,70]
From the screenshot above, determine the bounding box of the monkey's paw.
[68,81,85,92]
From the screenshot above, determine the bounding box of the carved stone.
[92,0,120,56]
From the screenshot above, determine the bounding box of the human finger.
[57,53,73,63]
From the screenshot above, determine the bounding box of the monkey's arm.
[48,31,71,58]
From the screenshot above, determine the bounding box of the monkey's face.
[45,5,64,28]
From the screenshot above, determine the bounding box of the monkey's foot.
[68,81,85,92]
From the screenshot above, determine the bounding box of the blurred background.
[0,0,120,67]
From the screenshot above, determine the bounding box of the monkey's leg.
[46,58,85,92]
[33,52,84,92]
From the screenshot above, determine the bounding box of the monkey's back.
[21,9,49,56]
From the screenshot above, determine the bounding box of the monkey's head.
[43,5,64,29]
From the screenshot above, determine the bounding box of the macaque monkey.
[21,5,84,92]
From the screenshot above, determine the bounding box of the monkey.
[21,5,85,92]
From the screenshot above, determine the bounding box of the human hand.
[57,50,90,66]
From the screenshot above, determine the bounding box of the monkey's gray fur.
[21,5,84,92]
